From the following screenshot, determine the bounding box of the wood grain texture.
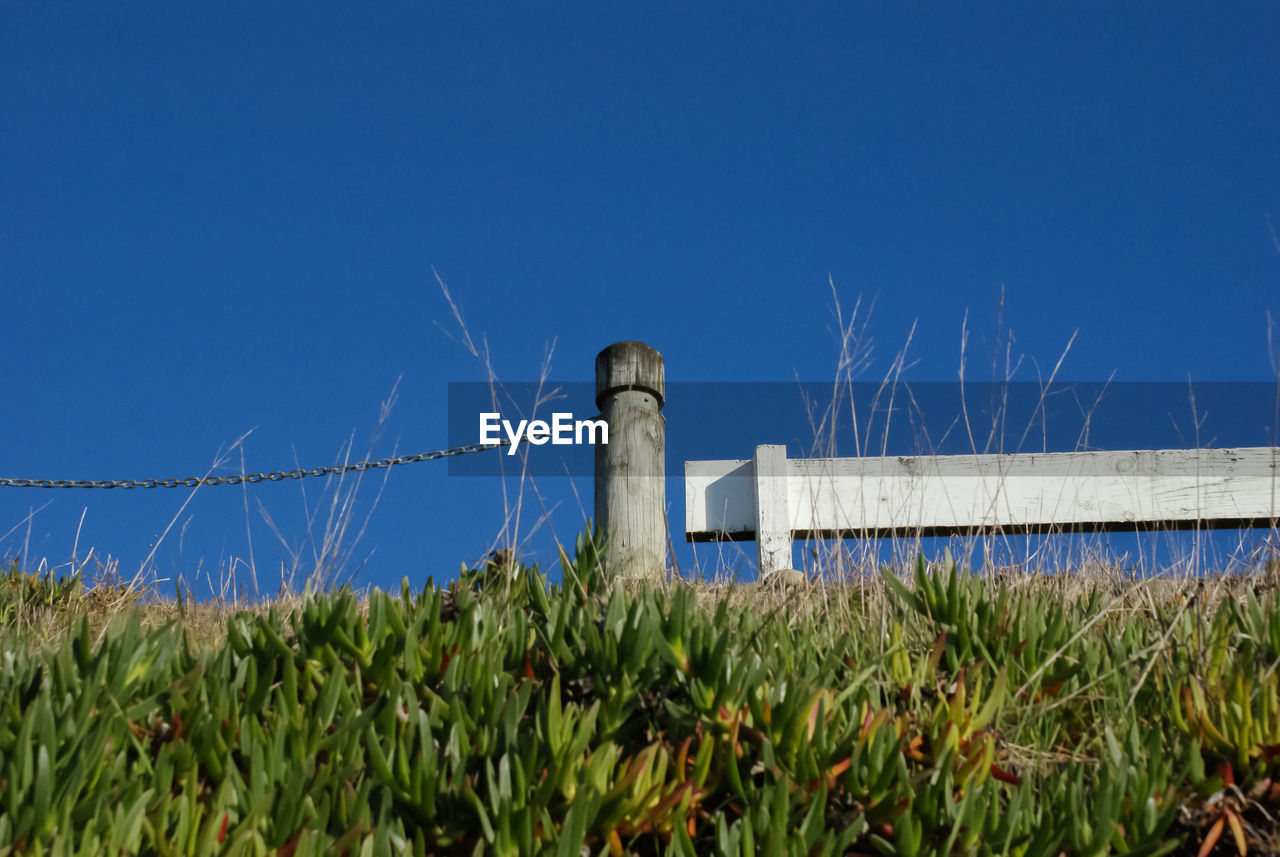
[595,342,666,580]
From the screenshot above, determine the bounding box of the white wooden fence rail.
[685,445,1280,577]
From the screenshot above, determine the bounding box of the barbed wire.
[0,440,511,489]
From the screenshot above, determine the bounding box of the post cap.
[595,341,664,410]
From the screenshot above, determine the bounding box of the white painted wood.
[753,445,792,577]
[686,447,1280,543]
[685,457,753,538]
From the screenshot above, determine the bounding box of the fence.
[7,338,1279,582]
[591,341,1280,580]
[685,444,1280,577]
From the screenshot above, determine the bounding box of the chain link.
[0,440,511,489]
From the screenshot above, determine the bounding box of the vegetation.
[1,532,1279,856]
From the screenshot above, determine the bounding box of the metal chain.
[0,439,511,489]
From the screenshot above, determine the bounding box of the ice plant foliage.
[1,533,1279,854]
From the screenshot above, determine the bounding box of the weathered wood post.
[595,341,666,580]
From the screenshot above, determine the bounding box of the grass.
[10,541,1277,655]
[3,536,1280,855]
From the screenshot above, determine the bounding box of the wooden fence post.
[595,342,666,580]
[753,444,792,577]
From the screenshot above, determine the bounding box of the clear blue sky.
[4,5,1279,596]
